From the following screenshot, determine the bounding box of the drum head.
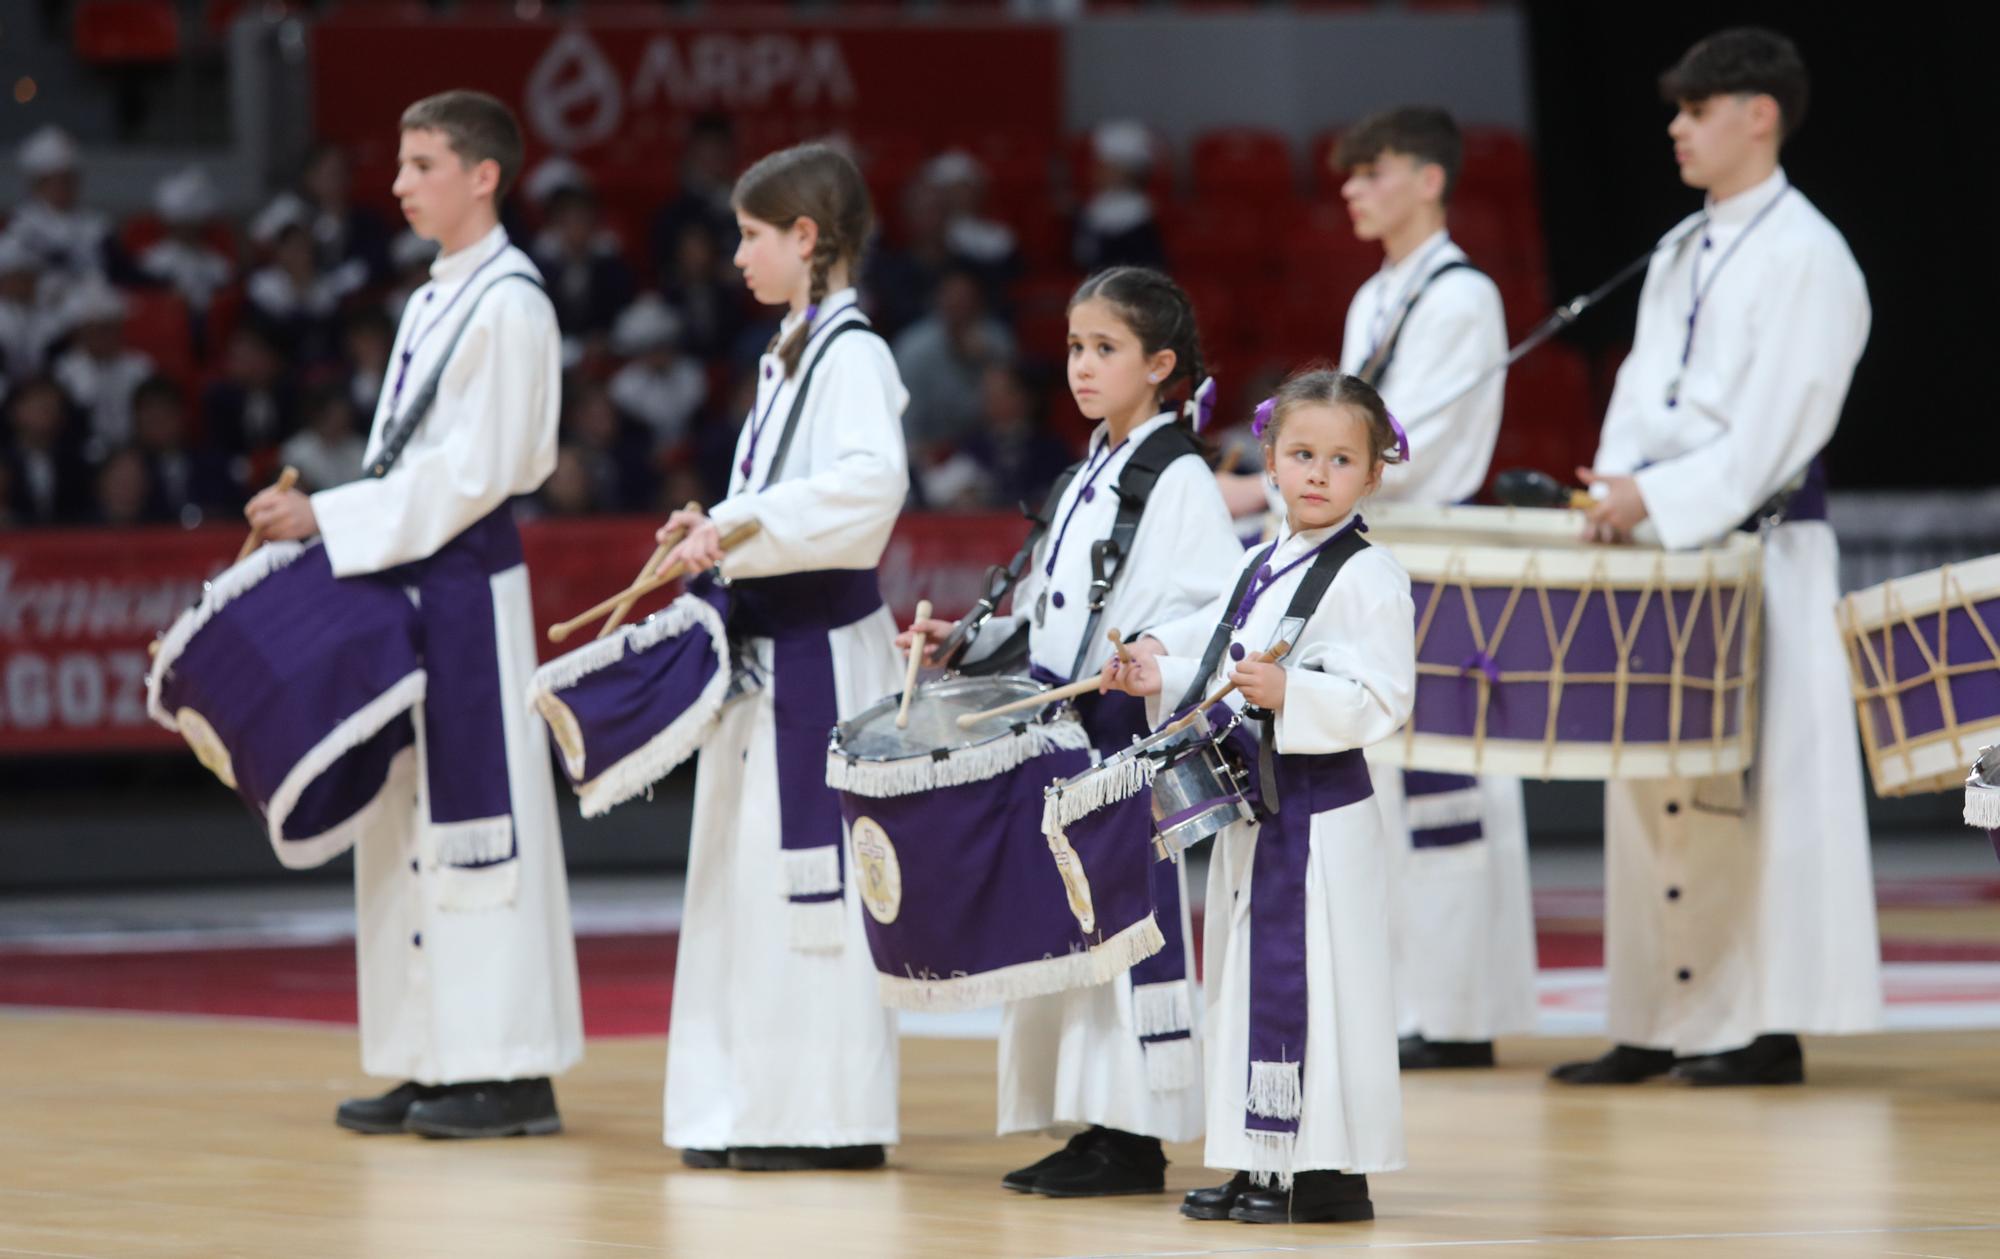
[837,675,1051,762]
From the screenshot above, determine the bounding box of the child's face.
[1065,297,1171,425]
[1667,93,1773,192]
[1266,402,1381,532]
[1341,149,1437,244]
[732,209,814,307]
[392,128,497,245]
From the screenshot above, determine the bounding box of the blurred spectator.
[8,127,131,300]
[893,265,1016,453]
[202,321,297,463]
[131,375,237,526]
[562,377,657,512]
[341,308,395,420]
[650,112,740,289]
[91,446,155,526]
[247,196,348,363]
[924,150,1023,298]
[139,167,234,319]
[1073,120,1167,272]
[533,183,638,358]
[0,235,55,381]
[536,445,595,516]
[659,221,742,359]
[3,376,91,525]
[281,385,367,493]
[864,177,952,338]
[956,365,1073,510]
[51,282,153,456]
[0,459,14,529]
[608,295,708,453]
[384,230,439,323]
[300,143,391,293]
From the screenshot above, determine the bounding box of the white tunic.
[1146,518,1415,1175]
[1340,230,1538,1043]
[664,289,911,1149]
[54,347,154,451]
[311,223,584,1085]
[970,411,1239,1143]
[139,239,233,313]
[1589,168,1880,1052]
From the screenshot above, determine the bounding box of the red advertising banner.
[0,513,1026,755]
[310,16,1063,190]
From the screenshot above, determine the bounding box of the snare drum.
[827,676,1166,1011]
[1841,554,2000,797]
[1045,704,1256,860]
[1363,502,1764,780]
[1967,746,1999,861]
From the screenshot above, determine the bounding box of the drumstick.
[1108,628,1135,667]
[1219,440,1246,476]
[895,599,933,729]
[955,675,1105,729]
[548,520,761,643]
[599,500,701,640]
[236,466,300,563]
[1164,639,1293,736]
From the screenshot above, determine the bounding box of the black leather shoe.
[1181,1171,1253,1220]
[728,1145,886,1171]
[1001,1127,1100,1192]
[404,1078,562,1138]
[1669,1034,1804,1087]
[680,1149,729,1169]
[1400,1035,1497,1070]
[335,1081,442,1134]
[1032,1127,1166,1197]
[1548,1044,1677,1085]
[1229,1170,1373,1223]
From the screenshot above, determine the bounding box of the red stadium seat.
[1494,341,1596,492]
[1158,201,1268,279]
[74,0,181,63]
[1189,127,1297,206]
[122,288,196,386]
[1306,127,1350,202]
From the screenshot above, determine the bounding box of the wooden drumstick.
[599,500,701,640]
[1164,638,1293,736]
[236,466,300,563]
[548,520,761,643]
[896,599,933,729]
[1107,627,1136,667]
[955,675,1105,729]
[1219,440,1247,476]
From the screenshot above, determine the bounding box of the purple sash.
[1401,769,1484,849]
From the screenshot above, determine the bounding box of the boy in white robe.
[1334,106,1538,1070]
[1557,27,1879,1087]
[246,90,584,1136]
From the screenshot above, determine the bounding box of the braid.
[779,237,838,377]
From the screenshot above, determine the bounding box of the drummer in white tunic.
[1333,106,1539,1071]
[652,144,910,1170]
[246,91,584,1137]
[1560,27,1880,1086]
[1109,369,1416,1224]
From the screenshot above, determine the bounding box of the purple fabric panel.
[157,543,422,850]
[1737,456,1828,531]
[1854,595,2000,743]
[1072,689,1189,1003]
[842,745,1121,978]
[1245,747,1371,1137]
[1402,767,1483,849]
[1411,820,1483,850]
[551,623,721,786]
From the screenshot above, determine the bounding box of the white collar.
[1273,511,1360,559]
[429,224,510,283]
[1705,167,1789,227]
[777,287,860,339]
[1085,409,1177,456]
[1376,228,1453,290]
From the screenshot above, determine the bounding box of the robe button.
[1676,967,1692,982]
[1052,591,1065,609]
[412,933,423,948]
[410,859,420,874]
[1666,886,1681,901]
[1082,486,1096,503]
[1665,801,1681,816]
[1230,643,1246,661]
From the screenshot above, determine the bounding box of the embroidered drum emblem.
[175,708,237,789]
[533,692,588,780]
[851,816,903,924]
[1047,830,1097,934]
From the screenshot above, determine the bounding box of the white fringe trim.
[1245,1130,1298,1190]
[268,745,417,871]
[1143,1036,1198,1092]
[1247,1058,1302,1121]
[529,595,732,818]
[1967,784,2000,830]
[266,671,428,868]
[146,539,312,729]
[873,913,1166,1013]
[1132,979,1193,1037]
[789,898,847,954]
[1405,786,1485,832]
[432,815,514,868]
[783,845,843,897]
[435,860,520,913]
[828,719,1091,797]
[1042,754,1155,835]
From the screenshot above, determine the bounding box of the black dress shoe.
[1032,1127,1165,1197]
[335,1081,442,1134]
[1669,1034,1804,1087]
[1400,1035,1497,1070]
[680,1149,729,1169]
[1001,1127,1100,1192]
[1548,1044,1677,1085]
[1229,1170,1374,1224]
[728,1144,886,1171]
[404,1078,562,1139]
[1181,1171,1253,1220]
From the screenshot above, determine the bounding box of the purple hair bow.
[1251,396,1275,439]
[1386,409,1412,464]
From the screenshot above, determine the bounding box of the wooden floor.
[4,1014,1999,1258]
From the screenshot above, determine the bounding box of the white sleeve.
[1380,273,1506,463]
[707,335,910,578]
[1272,550,1417,755]
[1591,259,1674,479]
[1633,246,1869,549]
[311,281,559,576]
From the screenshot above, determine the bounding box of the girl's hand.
[657,509,724,575]
[1102,650,1164,698]
[244,487,317,541]
[1230,660,1287,710]
[894,617,958,666]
